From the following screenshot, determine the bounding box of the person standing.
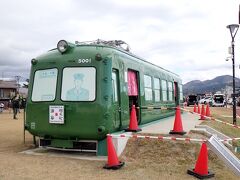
[12,93,20,119]
[0,102,4,113]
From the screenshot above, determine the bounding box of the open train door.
[174,82,179,106]
[127,70,140,123]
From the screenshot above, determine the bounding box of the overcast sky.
[0,0,240,84]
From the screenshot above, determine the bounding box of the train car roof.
[46,39,181,79]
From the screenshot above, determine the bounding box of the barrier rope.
[221,137,240,142]
[181,107,240,129]
[108,134,207,143]
[136,106,174,110]
[108,134,240,143]
[135,105,240,129]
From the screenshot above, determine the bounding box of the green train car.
[25,39,183,154]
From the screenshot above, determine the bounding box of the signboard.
[49,106,64,124]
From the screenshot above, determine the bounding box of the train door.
[112,69,121,129]
[127,70,140,123]
[174,82,179,106]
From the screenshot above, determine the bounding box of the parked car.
[212,94,225,107]
[186,95,198,106]
[199,97,213,105]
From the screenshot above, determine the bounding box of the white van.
[212,94,225,107]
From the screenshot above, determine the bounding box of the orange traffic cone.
[103,135,124,170]
[205,104,211,117]
[187,143,214,179]
[197,104,201,114]
[169,106,186,135]
[125,105,142,132]
[199,104,206,120]
[193,104,197,113]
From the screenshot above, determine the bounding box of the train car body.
[25,40,183,154]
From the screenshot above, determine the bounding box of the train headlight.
[31,58,38,65]
[57,40,69,53]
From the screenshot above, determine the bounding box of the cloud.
[0,0,239,84]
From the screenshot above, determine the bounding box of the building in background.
[0,80,18,108]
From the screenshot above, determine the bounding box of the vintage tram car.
[25,39,183,155]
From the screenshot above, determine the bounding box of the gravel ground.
[0,109,239,180]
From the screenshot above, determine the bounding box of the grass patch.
[120,135,239,180]
[186,107,240,140]
[200,107,240,147]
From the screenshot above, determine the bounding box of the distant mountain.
[183,75,240,95]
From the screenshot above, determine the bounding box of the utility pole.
[15,75,21,93]
[226,24,239,125]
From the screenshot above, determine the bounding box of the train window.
[61,67,96,101]
[112,70,119,102]
[179,84,183,100]
[168,82,173,101]
[154,78,160,102]
[161,80,167,101]
[32,68,58,101]
[144,75,152,101]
